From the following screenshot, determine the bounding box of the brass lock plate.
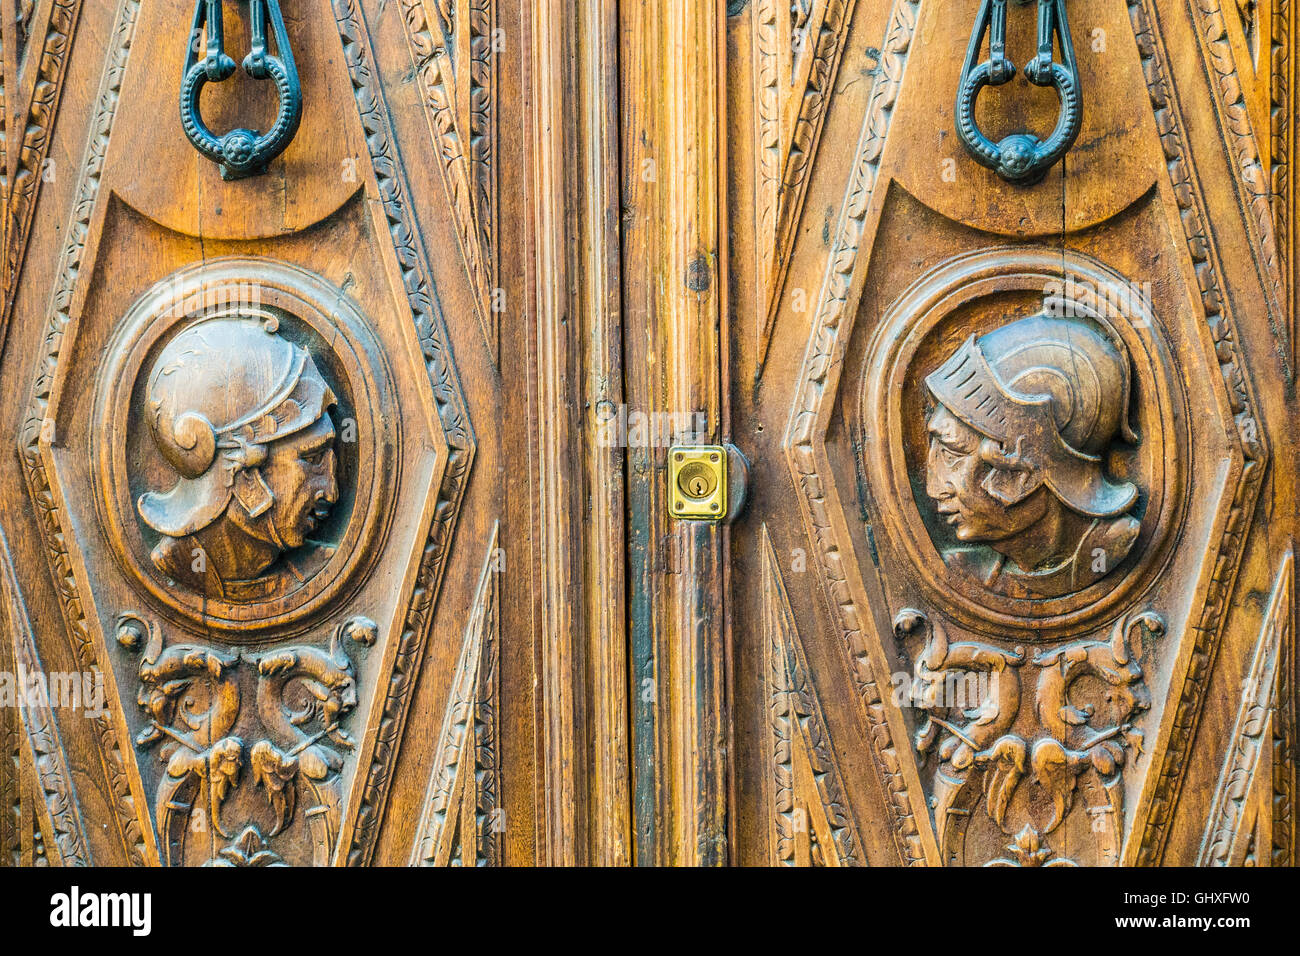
[669,445,727,520]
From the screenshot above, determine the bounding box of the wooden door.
[1,0,1295,872]
[722,0,1298,866]
[0,0,631,867]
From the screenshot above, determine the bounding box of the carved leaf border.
[1188,0,1291,371]
[2,0,83,338]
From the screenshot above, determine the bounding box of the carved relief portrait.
[921,313,1140,599]
[93,260,399,636]
[860,249,1187,634]
[136,312,340,601]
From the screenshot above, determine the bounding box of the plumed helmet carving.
[925,309,1138,518]
[137,309,336,539]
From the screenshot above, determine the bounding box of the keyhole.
[689,476,708,497]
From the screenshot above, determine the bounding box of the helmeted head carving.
[923,312,1140,598]
[137,310,339,596]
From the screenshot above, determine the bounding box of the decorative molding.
[0,527,90,866]
[1,523,19,867]
[781,0,928,867]
[411,522,501,867]
[1188,0,1291,373]
[530,0,630,865]
[1198,550,1292,865]
[753,0,857,376]
[332,0,476,866]
[761,525,863,866]
[396,0,498,365]
[1128,0,1270,865]
[1273,545,1296,865]
[19,746,53,866]
[15,0,149,868]
[2,0,83,337]
[1269,0,1293,368]
[751,0,780,372]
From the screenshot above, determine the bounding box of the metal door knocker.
[181,0,302,180]
[955,0,1081,185]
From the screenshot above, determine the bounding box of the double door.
[0,0,1294,866]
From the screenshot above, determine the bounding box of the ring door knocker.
[955,0,1082,185]
[181,0,302,180]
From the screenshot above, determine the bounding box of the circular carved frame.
[859,247,1188,635]
[93,257,399,637]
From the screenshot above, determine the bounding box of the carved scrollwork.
[897,608,1163,866]
[128,615,361,866]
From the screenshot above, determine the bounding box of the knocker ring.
[955,0,1081,185]
[180,0,303,180]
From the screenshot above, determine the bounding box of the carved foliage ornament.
[896,607,1163,866]
[120,612,373,866]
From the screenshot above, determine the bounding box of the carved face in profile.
[136,311,339,599]
[922,313,1141,599]
[925,404,1048,544]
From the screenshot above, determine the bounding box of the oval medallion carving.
[93,258,399,636]
[860,247,1187,634]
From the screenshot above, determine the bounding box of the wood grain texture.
[621,0,730,867]
[0,0,1296,869]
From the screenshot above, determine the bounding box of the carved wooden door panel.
[0,0,626,867]
[3,0,1296,873]
[724,0,1298,866]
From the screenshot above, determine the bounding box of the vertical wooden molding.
[622,0,729,866]
[761,526,864,866]
[527,0,629,866]
[578,0,633,868]
[0,527,89,866]
[1198,550,1293,865]
[411,523,501,867]
[0,526,18,867]
[1,0,84,343]
[1272,0,1296,370]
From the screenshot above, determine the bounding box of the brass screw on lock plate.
[668,446,727,520]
